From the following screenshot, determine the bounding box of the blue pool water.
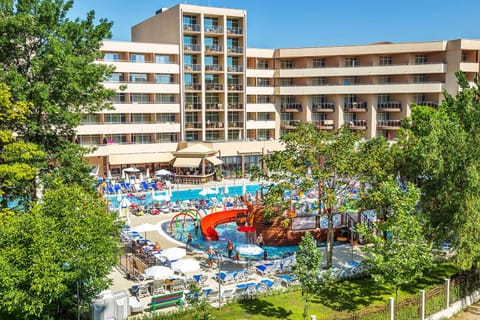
[105,183,263,209]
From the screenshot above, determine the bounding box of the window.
[157,133,178,143]
[257,78,270,87]
[110,93,126,103]
[106,73,123,82]
[379,56,392,66]
[378,76,391,84]
[313,58,325,68]
[131,113,151,124]
[129,73,148,83]
[344,94,357,105]
[228,93,240,105]
[104,52,120,61]
[206,112,220,123]
[227,19,239,29]
[183,15,197,26]
[413,74,428,83]
[280,78,294,86]
[345,57,359,67]
[155,94,176,104]
[227,74,240,85]
[130,93,150,103]
[155,74,174,84]
[312,95,327,104]
[343,77,357,85]
[155,55,170,64]
[257,112,271,121]
[312,77,327,85]
[376,112,389,121]
[78,135,100,145]
[156,113,176,123]
[130,54,145,63]
[204,17,218,30]
[81,114,100,124]
[205,93,220,104]
[228,56,239,67]
[185,93,200,105]
[280,60,294,69]
[257,60,269,69]
[257,95,271,103]
[415,55,427,64]
[312,113,327,121]
[132,134,151,144]
[104,114,126,124]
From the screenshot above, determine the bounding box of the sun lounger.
[141,181,150,191]
[151,182,159,191]
[193,274,208,286]
[277,275,300,286]
[129,297,144,314]
[216,271,236,284]
[255,263,274,276]
[220,287,235,303]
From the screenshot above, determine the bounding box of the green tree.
[0,185,119,319]
[357,179,433,304]
[395,72,480,269]
[261,122,373,268]
[293,232,322,320]
[0,0,115,201]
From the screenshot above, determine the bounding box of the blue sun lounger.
[141,181,150,191]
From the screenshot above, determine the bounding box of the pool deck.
[106,179,366,316]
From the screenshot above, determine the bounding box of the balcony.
[281,103,303,112]
[227,84,243,91]
[205,45,223,53]
[204,26,223,33]
[184,64,201,72]
[206,121,224,129]
[377,101,402,112]
[346,120,367,130]
[206,103,224,110]
[344,102,368,112]
[228,65,243,72]
[205,64,222,72]
[185,104,201,111]
[185,122,202,130]
[281,120,301,129]
[183,24,201,32]
[314,120,335,130]
[377,120,401,129]
[227,27,243,35]
[227,46,243,54]
[228,104,243,110]
[185,83,202,91]
[205,83,223,91]
[183,44,201,52]
[228,121,243,128]
[415,101,438,108]
[312,102,335,112]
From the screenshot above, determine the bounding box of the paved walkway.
[450,302,480,319]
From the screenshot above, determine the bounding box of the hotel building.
[79,4,480,180]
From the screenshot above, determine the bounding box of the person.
[186,233,193,251]
[206,246,216,268]
[154,242,161,252]
[263,249,268,261]
[193,220,199,233]
[234,251,240,264]
[226,240,234,259]
[257,233,264,248]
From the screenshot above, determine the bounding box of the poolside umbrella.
[224,180,229,194]
[237,244,263,266]
[131,223,159,240]
[171,259,200,274]
[124,167,140,173]
[155,169,172,176]
[144,266,174,280]
[159,247,187,261]
[242,180,247,196]
[146,168,150,179]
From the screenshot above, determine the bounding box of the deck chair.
[255,263,274,276]
[150,182,159,191]
[216,271,236,284]
[234,270,247,282]
[220,288,235,303]
[277,275,300,286]
[193,274,208,286]
[141,181,150,191]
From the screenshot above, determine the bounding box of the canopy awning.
[172,157,202,168]
[206,156,223,166]
[109,153,173,165]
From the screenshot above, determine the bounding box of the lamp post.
[216,251,222,309]
[62,262,80,320]
[349,226,356,262]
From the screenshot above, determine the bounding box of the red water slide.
[200,209,249,241]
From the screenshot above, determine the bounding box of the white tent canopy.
[171,259,200,274]
[144,266,174,280]
[159,247,186,261]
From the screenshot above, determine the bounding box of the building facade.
[78,4,480,179]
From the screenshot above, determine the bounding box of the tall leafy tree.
[261,122,375,268]
[0,0,115,201]
[294,232,322,320]
[357,179,433,304]
[394,72,480,269]
[0,185,119,319]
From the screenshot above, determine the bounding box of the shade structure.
[144,266,174,280]
[172,157,202,168]
[171,259,200,274]
[131,223,159,233]
[236,244,263,256]
[159,247,187,261]
[206,156,223,166]
[237,225,256,233]
[123,167,140,173]
[155,169,172,176]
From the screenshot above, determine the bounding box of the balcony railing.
[227,27,243,35]
[228,121,243,128]
[183,44,201,52]
[183,24,201,32]
[314,120,335,129]
[228,104,243,110]
[227,84,243,91]
[415,101,438,108]
[204,26,223,33]
[185,122,202,129]
[377,101,402,111]
[344,102,368,111]
[228,65,243,72]
[205,83,223,90]
[185,103,202,111]
[281,103,303,112]
[312,102,335,112]
[206,121,224,129]
[205,45,223,52]
[347,120,367,128]
[206,103,224,110]
[205,64,222,72]
[185,84,202,90]
[184,64,201,72]
[281,120,301,129]
[227,46,243,54]
[377,120,401,128]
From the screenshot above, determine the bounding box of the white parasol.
[124,167,140,173]
[155,169,172,176]
[159,247,187,261]
[242,180,247,196]
[224,180,229,194]
[144,266,174,280]
[236,244,263,256]
[171,259,200,274]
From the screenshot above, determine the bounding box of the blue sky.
[68,0,480,49]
